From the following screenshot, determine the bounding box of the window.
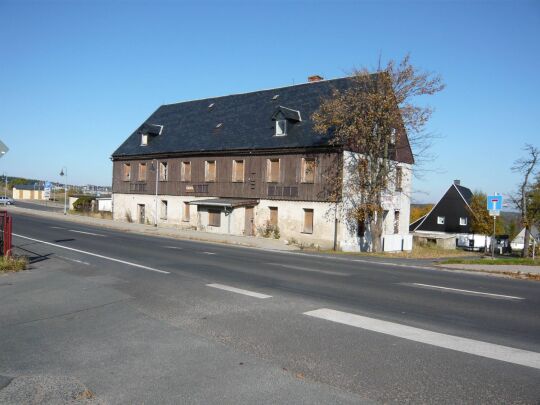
[267,159,280,183]
[396,167,402,191]
[208,209,221,227]
[183,202,190,222]
[437,216,445,225]
[269,207,278,226]
[205,160,216,182]
[390,128,397,145]
[181,161,191,182]
[160,200,168,220]
[141,134,148,146]
[138,163,147,181]
[303,208,313,234]
[159,161,168,181]
[301,158,316,183]
[122,163,131,181]
[232,160,244,182]
[275,120,287,136]
[394,210,400,234]
[460,217,468,226]
[357,219,365,238]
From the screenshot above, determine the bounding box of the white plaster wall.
[255,200,337,249]
[339,152,412,252]
[112,193,209,228]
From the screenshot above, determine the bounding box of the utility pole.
[60,167,67,215]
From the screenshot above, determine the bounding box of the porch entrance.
[138,204,145,224]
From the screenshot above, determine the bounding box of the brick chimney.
[454,179,461,186]
[308,75,324,82]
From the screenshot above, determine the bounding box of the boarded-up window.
[267,159,280,183]
[232,160,244,182]
[138,163,147,181]
[208,209,221,227]
[160,200,168,220]
[303,209,313,234]
[269,207,278,226]
[301,158,316,183]
[205,161,216,182]
[394,210,400,234]
[181,161,191,182]
[159,161,168,181]
[122,163,131,181]
[396,167,402,191]
[183,202,190,222]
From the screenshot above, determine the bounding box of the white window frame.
[141,134,148,146]
[275,120,287,136]
[460,217,468,226]
[437,216,445,225]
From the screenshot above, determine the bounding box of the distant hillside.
[410,203,434,223]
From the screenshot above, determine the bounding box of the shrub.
[258,221,280,239]
[125,210,133,223]
[0,256,27,273]
[73,196,94,212]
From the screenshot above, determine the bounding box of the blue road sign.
[487,195,503,211]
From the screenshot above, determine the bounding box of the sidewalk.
[6,205,298,251]
[439,263,540,276]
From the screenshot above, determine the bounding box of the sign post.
[486,195,503,258]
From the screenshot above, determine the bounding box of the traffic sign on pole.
[487,195,503,211]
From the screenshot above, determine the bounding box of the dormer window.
[141,134,148,146]
[275,120,287,136]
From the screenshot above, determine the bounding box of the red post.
[0,210,12,257]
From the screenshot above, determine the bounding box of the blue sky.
[0,0,538,203]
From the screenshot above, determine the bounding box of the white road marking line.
[353,258,436,270]
[13,234,170,274]
[265,262,349,276]
[206,283,272,299]
[406,283,524,300]
[50,226,65,229]
[201,251,216,255]
[69,229,104,237]
[304,308,540,370]
[164,246,183,250]
[58,255,91,266]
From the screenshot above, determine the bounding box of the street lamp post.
[60,167,67,215]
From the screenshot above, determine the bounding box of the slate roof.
[112,76,413,163]
[13,184,44,191]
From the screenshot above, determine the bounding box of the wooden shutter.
[234,160,244,182]
[206,161,216,182]
[268,159,279,182]
[269,207,278,226]
[182,162,191,182]
[303,209,313,234]
[209,209,221,227]
[303,158,315,183]
[183,202,190,221]
[139,163,147,181]
[123,164,131,181]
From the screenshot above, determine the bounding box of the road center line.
[206,283,272,299]
[304,308,540,370]
[68,229,104,237]
[201,251,216,255]
[50,226,65,229]
[58,255,91,266]
[164,246,183,250]
[405,283,524,300]
[265,262,349,276]
[13,234,170,274]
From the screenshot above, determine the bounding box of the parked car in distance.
[0,197,14,205]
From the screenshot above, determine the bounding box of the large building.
[111,76,413,251]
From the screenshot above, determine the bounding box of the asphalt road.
[2,211,540,404]
[11,200,64,212]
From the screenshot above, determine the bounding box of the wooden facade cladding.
[112,151,340,202]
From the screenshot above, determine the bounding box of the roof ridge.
[161,75,356,107]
